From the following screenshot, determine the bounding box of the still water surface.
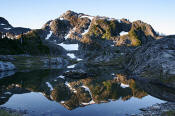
[0,69,167,116]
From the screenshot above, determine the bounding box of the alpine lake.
[1,65,173,116]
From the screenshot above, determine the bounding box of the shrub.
[0,31,50,55]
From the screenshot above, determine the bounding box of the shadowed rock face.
[0,17,30,36]
[129,36,175,88]
[136,80,175,102]
[0,17,12,27]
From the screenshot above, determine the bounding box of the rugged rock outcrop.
[0,11,160,61]
[33,10,160,63]
[129,36,175,88]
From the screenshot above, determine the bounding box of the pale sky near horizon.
[0,0,174,35]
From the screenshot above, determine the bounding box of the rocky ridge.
[1,10,175,89]
[0,17,30,39]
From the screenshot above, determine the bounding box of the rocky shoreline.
[2,102,175,116]
[0,107,28,116]
[133,102,175,116]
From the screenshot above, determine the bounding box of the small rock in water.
[139,108,148,111]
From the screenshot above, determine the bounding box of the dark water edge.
[0,69,172,116]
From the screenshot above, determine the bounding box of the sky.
[0,0,174,35]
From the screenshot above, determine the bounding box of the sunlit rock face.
[40,10,158,46]
[35,10,160,65]
[0,11,161,65]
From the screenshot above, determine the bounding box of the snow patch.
[81,85,96,105]
[120,83,129,88]
[120,31,128,36]
[59,17,64,20]
[81,85,92,96]
[58,43,79,51]
[4,28,11,30]
[46,82,54,91]
[45,31,53,40]
[81,15,94,21]
[0,23,5,25]
[49,21,53,26]
[60,101,65,104]
[82,100,95,105]
[77,58,83,61]
[57,75,65,79]
[81,15,93,36]
[65,27,76,40]
[82,24,91,35]
[67,53,76,59]
[67,64,76,69]
[65,82,77,93]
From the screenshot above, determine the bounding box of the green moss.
[109,20,116,31]
[89,19,117,40]
[102,28,112,40]
[103,81,112,91]
[89,25,101,36]
[102,20,117,39]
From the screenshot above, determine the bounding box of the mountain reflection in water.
[0,69,171,116]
